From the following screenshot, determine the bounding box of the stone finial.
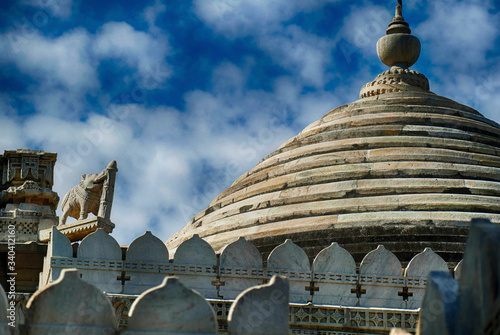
[377,0,420,69]
[360,0,429,98]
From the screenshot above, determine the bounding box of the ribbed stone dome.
[167,90,500,265]
[166,2,500,266]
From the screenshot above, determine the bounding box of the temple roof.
[166,2,500,264]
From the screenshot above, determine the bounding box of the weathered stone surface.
[124,277,217,334]
[39,226,72,289]
[406,247,449,309]
[228,275,289,335]
[172,234,218,298]
[124,231,169,295]
[25,269,116,334]
[417,271,459,335]
[312,242,357,305]
[360,245,402,276]
[219,237,264,300]
[359,245,404,308]
[77,228,122,293]
[267,239,310,271]
[267,239,311,303]
[456,218,500,335]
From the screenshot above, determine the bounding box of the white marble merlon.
[359,245,405,309]
[25,269,117,335]
[123,277,217,334]
[312,242,358,306]
[228,275,289,335]
[39,226,73,289]
[124,231,169,295]
[77,228,123,293]
[171,234,218,299]
[267,239,312,303]
[219,236,264,300]
[405,247,448,309]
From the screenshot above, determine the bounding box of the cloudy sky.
[1,0,499,245]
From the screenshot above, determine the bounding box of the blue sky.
[1,0,499,245]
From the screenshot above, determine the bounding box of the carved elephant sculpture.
[59,172,106,225]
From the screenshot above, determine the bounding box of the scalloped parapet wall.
[40,229,459,310]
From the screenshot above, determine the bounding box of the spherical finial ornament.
[376,0,421,68]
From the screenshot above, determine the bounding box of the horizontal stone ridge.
[166,92,500,262]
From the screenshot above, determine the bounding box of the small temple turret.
[0,149,59,242]
[377,0,421,68]
[360,0,429,98]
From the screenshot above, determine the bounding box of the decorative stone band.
[219,267,265,278]
[288,304,419,334]
[169,264,218,276]
[359,68,429,98]
[312,273,358,284]
[267,269,312,281]
[360,275,406,286]
[51,257,123,271]
[11,292,419,334]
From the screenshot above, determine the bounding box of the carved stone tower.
[0,149,59,242]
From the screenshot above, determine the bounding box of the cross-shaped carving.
[211,279,226,290]
[117,271,131,285]
[305,281,319,295]
[398,287,414,301]
[351,283,366,298]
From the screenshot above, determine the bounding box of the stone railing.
[40,226,459,310]
[9,282,419,335]
[2,268,290,335]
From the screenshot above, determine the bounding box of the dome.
[166,3,500,265]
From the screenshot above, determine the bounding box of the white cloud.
[0,28,98,117]
[0,20,172,118]
[1,28,97,92]
[194,0,340,38]
[21,0,75,19]
[258,25,335,87]
[339,5,392,61]
[417,2,498,70]
[94,21,172,85]
[0,116,25,149]
[143,0,166,33]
